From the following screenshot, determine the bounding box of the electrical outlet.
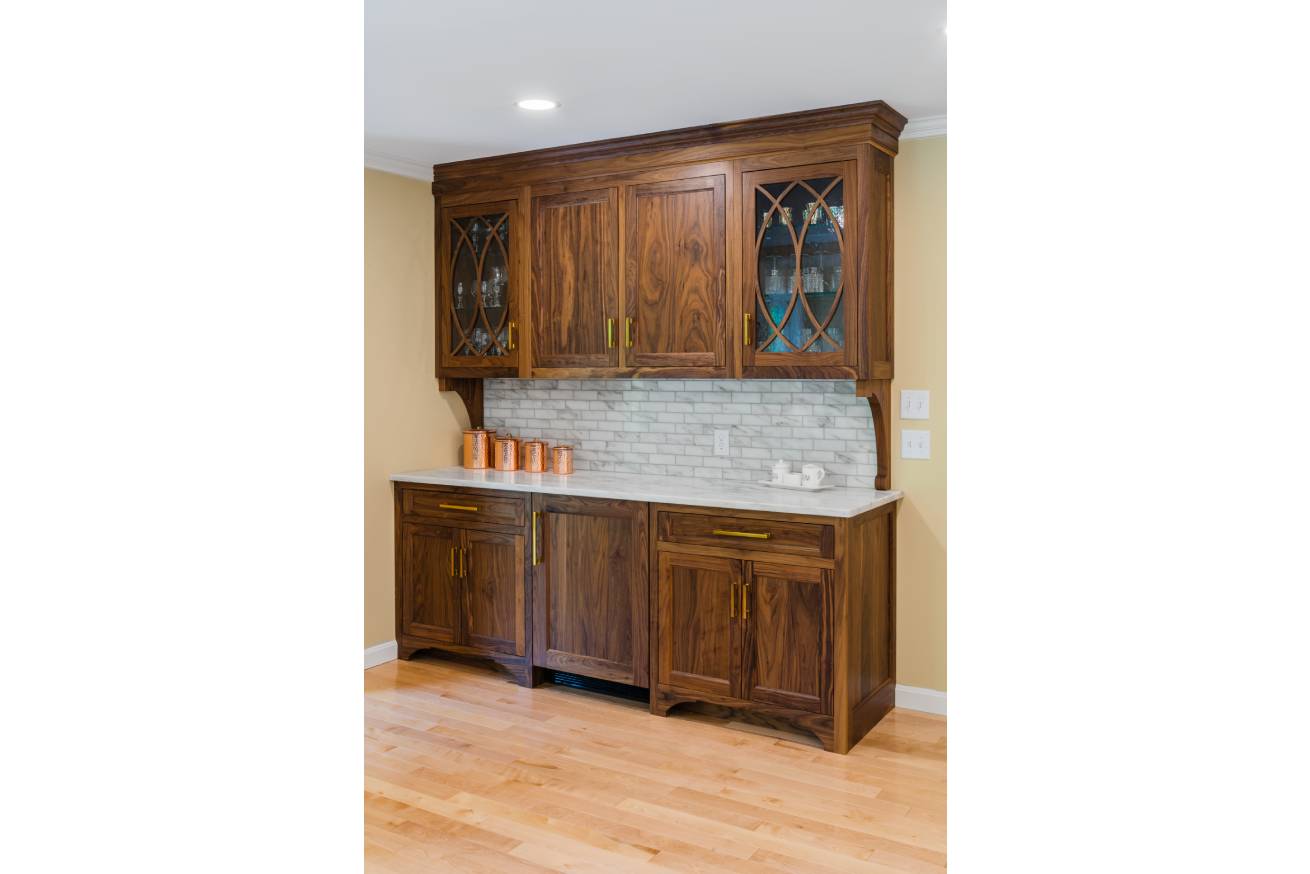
[900,389,930,420]
[713,429,730,456]
[901,429,931,459]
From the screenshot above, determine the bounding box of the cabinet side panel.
[848,509,893,706]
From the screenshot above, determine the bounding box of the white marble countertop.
[390,466,902,519]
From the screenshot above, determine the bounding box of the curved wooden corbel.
[855,379,891,490]
[438,377,484,429]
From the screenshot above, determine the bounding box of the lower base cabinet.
[393,483,895,753]
[394,488,532,685]
[651,504,894,754]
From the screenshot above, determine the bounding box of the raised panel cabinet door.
[399,523,463,645]
[741,561,832,714]
[440,199,520,372]
[531,495,648,685]
[624,175,726,368]
[742,161,857,372]
[462,528,527,656]
[532,188,619,370]
[656,552,740,698]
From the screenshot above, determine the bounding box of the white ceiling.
[365,0,946,179]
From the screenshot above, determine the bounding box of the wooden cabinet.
[655,554,829,714]
[531,494,648,685]
[432,100,903,382]
[741,159,858,374]
[623,175,727,372]
[438,198,522,375]
[652,503,895,753]
[395,486,532,685]
[531,187,619,372]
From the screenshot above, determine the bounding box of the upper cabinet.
[431,101,905,382]
[742,161,856,373]
[531,187,619,372]
[624,175,727,373]
[439,199,521,375]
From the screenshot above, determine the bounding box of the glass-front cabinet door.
[742,162,856,372]
[441,199,519,372]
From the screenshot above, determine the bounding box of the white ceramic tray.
[755,479,835,492]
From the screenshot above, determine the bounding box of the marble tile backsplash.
[483,379,878,488]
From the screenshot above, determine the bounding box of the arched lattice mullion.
[448,219,479,356]
[753,182,802,352]
[473,214,510,356]
[806,177,849,346]
[789,178,844,352]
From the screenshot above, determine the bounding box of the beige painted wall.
[891,136,947,691]
[363,145,947,690]
[364,168,467,647]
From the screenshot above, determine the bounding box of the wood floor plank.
[365,656,947,872]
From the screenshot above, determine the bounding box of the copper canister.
[490,432,508,469]
[463,429,490,469]
[552,445,574,476]
[496,436,520,471]
[522,440,548,473]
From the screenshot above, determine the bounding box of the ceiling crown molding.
[902,115,946,139]
[365,151,431,181]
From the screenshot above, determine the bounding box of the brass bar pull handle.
[459,547,466,578]
[743,312,751,346]
[532,511,541,566]
[712,529,771,540]
[450,546,456,577]
[439,503,478,512]
[606,318,614,349]
[743,582,750,620]
[508,321,517,350]
[730,582,737,619]
[625,317,634,348]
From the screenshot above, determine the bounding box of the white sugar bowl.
[771,460,791,483]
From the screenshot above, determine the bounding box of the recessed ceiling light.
[516,98,558,111]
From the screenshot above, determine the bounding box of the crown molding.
[901,115,946,139]
[365,151,431,181]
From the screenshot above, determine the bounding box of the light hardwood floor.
[365,655,946,873]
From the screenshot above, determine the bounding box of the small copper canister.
[491,432,508,469]
[522,440,548,473]
[463,429,491,469]
[496,436,520,471]
[552,445,574,476]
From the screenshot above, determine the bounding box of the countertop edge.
[389,469,903,519]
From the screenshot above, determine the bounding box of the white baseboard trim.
[896,684,947,715]
[364,640,398,669]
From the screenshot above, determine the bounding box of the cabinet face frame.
[437,197,522,375]
[530,186,620,372]
[740,156,860,376]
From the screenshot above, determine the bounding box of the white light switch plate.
[713,429,730,456]
[901,429,931,459]
[900,389,930,420]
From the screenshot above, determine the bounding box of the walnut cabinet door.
[623,175,726,369]
[531,188,620,371]
[531,495,648,685]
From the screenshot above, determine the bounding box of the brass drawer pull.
[712,529,771,540]
[625,317,634,348]
[508,321,517,350]
[743,312,751,346]
[730,582,737,619]
[606,317,614,349]
[743,582,750,620]
[459,546,466,578]
[449,546,456,577]
[439,503,478,512]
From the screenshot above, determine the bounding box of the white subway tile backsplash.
[483,379,878,487]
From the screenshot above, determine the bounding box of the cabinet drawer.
[657,511,834,559]
[400,488,526,528]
